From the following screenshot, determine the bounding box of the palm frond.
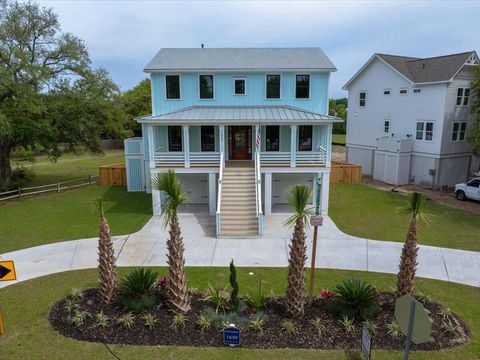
[402,192,432,223]
[94,199,104,218]
[283,185,314,228]
[151,170,188,227]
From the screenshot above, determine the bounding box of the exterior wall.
[346,146,374,175]
[272,173,314,203]
[437,155,472,187]
[409,155,437,187]
[151,72,330,115]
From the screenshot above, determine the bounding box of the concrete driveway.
[1,214,479,289]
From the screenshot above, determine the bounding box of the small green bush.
[245,279,266,309]
[117,313,135,329]
[117,268,159,312]
[334,279,376,307]
[203,283,230,313]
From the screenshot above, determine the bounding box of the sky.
[38,0,480,99]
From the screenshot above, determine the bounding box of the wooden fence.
[330,161,362,184]
[0,175,98,201]
[99,164,126,186]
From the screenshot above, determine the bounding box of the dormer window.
[199,75,214,99]
[359,92,366,106]
[295,74,310,99]
[456,88,470,106]
[165,75,180,99]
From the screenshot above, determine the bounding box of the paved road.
[1,214,479,289]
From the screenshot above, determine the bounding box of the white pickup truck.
[455,178,480,201]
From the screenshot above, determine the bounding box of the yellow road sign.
[0,261,16,281]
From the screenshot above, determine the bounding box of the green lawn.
[13,149,125,186]
[0,267,478,359]
[332,134,346,145]
[0,185,151,254]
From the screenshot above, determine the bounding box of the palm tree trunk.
[396,217,419,297]
[166,213,191,314]
[285,217,307,318]
[98,215,118,304]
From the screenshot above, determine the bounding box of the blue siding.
[126,158,145,192]
[151,72,329,116]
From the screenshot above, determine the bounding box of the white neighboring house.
[343,51,480,189]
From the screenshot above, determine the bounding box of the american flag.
[256,126,261,150]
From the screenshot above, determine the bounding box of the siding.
[346,146,374,175]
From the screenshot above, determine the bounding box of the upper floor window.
[199,75,214,99]
[298,125,313,151]
[168,126,182,152]
[416,121,434,141]
[359,92,366,106]
[413,88,421,94]
[265,126,280,151]
[456,88,470,106]
[400,88,408,94]
[452,122,467,142]
[384,89,391,95]
[266,74,281,99]
[233,78,246,95]
[384,120,390,133]
[165,75,180,99]
[201,126,215,151]
[295,74,310,99]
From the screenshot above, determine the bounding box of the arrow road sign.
[0,261,16,281]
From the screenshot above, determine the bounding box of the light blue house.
[125,48,341,236]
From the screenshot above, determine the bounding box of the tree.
[152,170,191,314]
[95,199,118,304]
[329,98,348,134]
[284,185,314,318]
[396,192,431,297]
[116,78,151,136]
[467,65,480,156]
[229,260,239,312]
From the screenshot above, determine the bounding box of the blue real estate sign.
[223,326,240,346]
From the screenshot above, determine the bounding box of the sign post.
[308,181,322,299]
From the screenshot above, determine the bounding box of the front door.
[229,126,251,160]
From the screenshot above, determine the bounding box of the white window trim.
[233,77,246,96]
[164,74,182,101]
[294,73,311,100]
[451,121,467,142]
[359,91,366,107]
[198,74,215,100]
[456,87,470,106]
[399,88,408,95]
[384,120,390,133]
[383,89,391,95]
[415,121,435,142]
[265,74,282,100]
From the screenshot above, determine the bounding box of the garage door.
[273,174,313,204]
[177,174,209,204]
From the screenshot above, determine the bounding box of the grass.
[13,149,125,186]
[0,185,151,254]
[329,184,480,251]
[332,134,346,145]
[0,267,478,359]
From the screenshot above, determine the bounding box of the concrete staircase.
[220,166,259,236]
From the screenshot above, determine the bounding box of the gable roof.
[343,51,479,89]
[144,48,337,72]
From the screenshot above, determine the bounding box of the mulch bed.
[49,289,470,350]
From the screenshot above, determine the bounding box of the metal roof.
[144,48,337,72]
[137,106,342,124]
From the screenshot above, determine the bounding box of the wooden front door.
[229,126,251,160]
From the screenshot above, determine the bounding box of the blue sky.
[40,0,480,99]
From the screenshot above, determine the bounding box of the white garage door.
[273,174,313,204]
[177,174,209,204]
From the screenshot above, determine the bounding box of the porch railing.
[254,151,264,235]
[215,152,225,236]
[260,146,327,167]
[154,151,220,167]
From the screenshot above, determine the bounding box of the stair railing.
[254,151,264,235]
[215,152,225,236]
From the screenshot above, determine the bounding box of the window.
[165,75,180,99]
[298,125,313,151]
[295,74,310,99]
[384,120,390,133]
[199,75,214,99]
[168,126,182,152]
[384,89,391,95]
[467,179,480,188]
[266,74,281,99]
[265,126,280,151]
[359,92,366,106]
[452,122,467,141]
[456,88,470,106]
[233,78,246,95]
[413,88,421,94]
[201,126,215,151]
[416,121,434,141]
[400,88,408,94]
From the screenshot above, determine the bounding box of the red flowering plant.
[156,276,169,299]
[319,289,336,302]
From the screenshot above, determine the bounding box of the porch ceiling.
[137,105,343,125]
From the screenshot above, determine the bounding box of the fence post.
[18,187,21,199]
[88,175,92,185]
[57,180,60,193]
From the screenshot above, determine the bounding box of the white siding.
[347,146,374,175]
[410,155,436,187]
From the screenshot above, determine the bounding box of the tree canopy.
[329,98,347,134]
[116,78,151,135]
[467,65,480,156]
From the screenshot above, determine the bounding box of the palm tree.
[152,170,191,314]
[396,192,431,297]
[95,199,118,304]
[284,185,314,318]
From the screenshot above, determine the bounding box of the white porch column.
[320,171,330,215]
[326,124,332,167]
[152,177,161,215]
[255,124,260,153]
[312,174,319,208]
[290,125,297,167]
[147,125,155,168]
[264,172,272,215]
[208,172,216,215]
[219,125,225,155]
[183,125,190,168]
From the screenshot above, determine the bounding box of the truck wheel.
[456,191,466,201]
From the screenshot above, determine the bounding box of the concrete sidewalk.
[1,214,479,289]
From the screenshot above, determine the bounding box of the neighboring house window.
[452,122,467,141]
[165,75,180,99]
[168,126,182,152]
[298,125,313,151]
[359,92,366,106]
[233,78,246,95]
[384,120,390,133]
[201,126,215,151]
[400,88,408,94]
[384,89,391,95]
[413,88,421,94]
[199,75,214,99]
[265,126,280,151]
[266,74,281,99]
[456,88,470,106]
[295,74,310,99]
[416,121,434,141]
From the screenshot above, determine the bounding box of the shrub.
[71,310,90,327]
[94,311,109,328]
[310,317,325,337]
[71,288,84,299]
[249,312,267,333]
[64,299,78,315]
[9,167,35,189]
[196,314,212,332]
[171,314,189,330]
[245,279,266,309]
[118,268,159,312]
[280,320,297,334]
[117,313,135,329]
[229,260,240,312]
[415,291,432,304]
[340,316,355,334]
[363,319,378,335]
[334,279,376,307]
[386,320,403,339]
[203,283,230,313]
[439,306,453,319]
[156,276,169,299]
[143,313,157,330]
[319,289,335,301]
[440,319,460,334]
